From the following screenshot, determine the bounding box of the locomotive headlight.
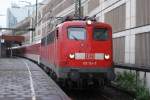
[69,54,75,59]
[105,54,110,60]
[86,20,92,25]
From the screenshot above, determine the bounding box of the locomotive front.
[58,20,115,87]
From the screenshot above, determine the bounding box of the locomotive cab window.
[68,27,86,40]
[93,28,109,40]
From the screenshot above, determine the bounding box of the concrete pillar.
[99,0,105,22]
[125,0,136,64]
[30,18,33,44]
[83,0,88,16]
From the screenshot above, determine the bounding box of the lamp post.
[35,0,38,26]
[75,0,81,17]
[0,15,5,57]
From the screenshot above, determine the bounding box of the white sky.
[0,0,43,27]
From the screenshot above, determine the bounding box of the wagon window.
[93,28,109,40]
[68,27,86,40]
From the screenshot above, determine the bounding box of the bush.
[116,71,137,92]
[115,71,150,100]
[136,85,150,100]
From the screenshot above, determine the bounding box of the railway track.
[64,89,109,100]
[63,85,134,100]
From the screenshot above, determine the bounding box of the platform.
[0,58,70,100]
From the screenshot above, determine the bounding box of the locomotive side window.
[47,31,55,44]
[56,29,59,39]
[68,27,86,40]
[41,37,46,46]
[93,28,109,40]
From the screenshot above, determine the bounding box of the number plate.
[75,53,104,60]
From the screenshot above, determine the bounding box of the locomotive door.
[54,29,59,75]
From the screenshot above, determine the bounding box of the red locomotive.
[13,17,115,88]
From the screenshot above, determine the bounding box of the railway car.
[13,17,115,88]
[12,43,40,63]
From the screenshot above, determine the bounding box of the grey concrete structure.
[0,58,70,100]
[7,4,35,28]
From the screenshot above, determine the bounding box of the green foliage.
[116,71,137,92]
[136,85,150,100]
[115,71,150,100]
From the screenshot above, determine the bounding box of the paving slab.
[0,58,70,100]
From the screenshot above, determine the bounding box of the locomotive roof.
[54,16,112,29]
[58,20,112,29]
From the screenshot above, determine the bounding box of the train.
[12,17,115,88]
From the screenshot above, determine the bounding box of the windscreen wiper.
[71,35,79,40]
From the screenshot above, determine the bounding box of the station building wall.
[135,0,150,66]
[105,4,126,33]
[113,37,125,64]
[135,32,150,66]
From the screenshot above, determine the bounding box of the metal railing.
[114,64,150,72]
[114,63,150,85]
